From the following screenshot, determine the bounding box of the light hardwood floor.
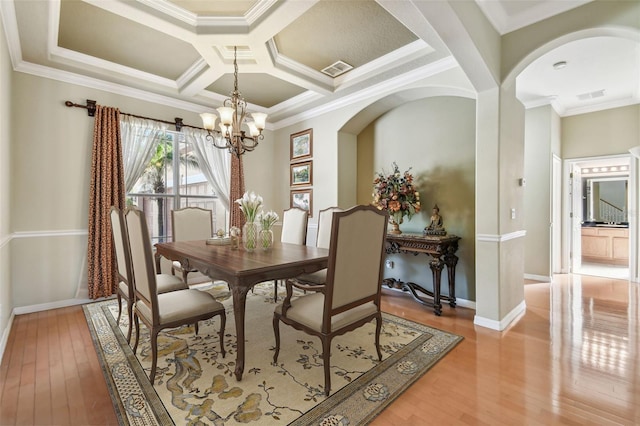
[1,274,639,425]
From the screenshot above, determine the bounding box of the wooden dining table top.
[155,240,329,284]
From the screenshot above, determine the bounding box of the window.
[126,131,227,245]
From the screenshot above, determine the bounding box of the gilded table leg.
[429,256,444,316]
[231,284,251,381]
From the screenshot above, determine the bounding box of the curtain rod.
[64,99,206,132]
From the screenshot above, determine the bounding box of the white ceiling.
[1,0,638,128]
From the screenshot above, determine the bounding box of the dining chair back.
[271,207,309,300]
[280,207,308,245]
[110,206,135,343]
[125,207,226,384]
[273,205,388,395]
[171,207,213,283]
[110,207,188,344]
[315,206,343,249]
[293,206,343,286]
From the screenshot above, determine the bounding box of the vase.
[259,228,274,250]
[243,222,258,251]
[389,216,403,235]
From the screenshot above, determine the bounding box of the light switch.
[511,208,516,219]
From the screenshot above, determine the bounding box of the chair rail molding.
[12,229,88,238]
[0,234,10,250]
[476,230,526,242]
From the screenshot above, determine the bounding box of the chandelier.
[200,46,268,157]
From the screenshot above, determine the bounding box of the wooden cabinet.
[581,227,629,265]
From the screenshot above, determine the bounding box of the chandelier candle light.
[372,162,421,235]
[200,46,268,157]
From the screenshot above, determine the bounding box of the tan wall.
[9,72,277,307]
[0,12,13,338]
[356,96,477,301]
[562,105,640,159]
[524,106,555,278]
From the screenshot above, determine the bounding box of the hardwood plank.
[48,308,70,426]
[34,311,52,425]
[0,313,28,424]
[1,274,639,425]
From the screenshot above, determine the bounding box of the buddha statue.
[425,204,446,235]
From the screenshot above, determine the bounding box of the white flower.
[257,210,279,230]
[235,191,263,222]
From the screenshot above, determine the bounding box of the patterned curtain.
[87,106,124,299]
[229,153,245,230]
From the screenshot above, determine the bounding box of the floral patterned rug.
[83,282,462,425]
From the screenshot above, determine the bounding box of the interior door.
[570,164,583,273]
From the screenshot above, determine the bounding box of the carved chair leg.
[218,311,226,358]
[321,336,332,396]
[149,329,159,385]
[375,314,383,361]
[116,293,123,324]
[274,280,279,302]
[132,313,140,354]
[272,315,281,363]
[126,297,134,344]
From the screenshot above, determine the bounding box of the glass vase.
[259,228,274,250]
[243,222,258,252]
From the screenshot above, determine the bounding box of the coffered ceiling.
[1,0,638,128]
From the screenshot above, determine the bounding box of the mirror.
[582,177,628,224]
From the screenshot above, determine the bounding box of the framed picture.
[290,128,313,161]
[291,189,313,217]
[290,161,313,187]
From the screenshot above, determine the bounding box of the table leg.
[231,284,251,381]
[429,257,444,316]
[444,252,459,307]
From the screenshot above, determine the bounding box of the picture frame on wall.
[290,161,313,187]
[291,189,313,217]
[290,128,313,161]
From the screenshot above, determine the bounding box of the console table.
[384,233,461,316]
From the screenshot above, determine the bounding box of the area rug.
[83,282,463,425]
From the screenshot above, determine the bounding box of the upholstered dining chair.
[125,207,226,384]
[272,207,309,300]
[280,207,308,245]
[109,206,188,344]
[294,206,343,286]
[273,205,388,396]
[171,207,213,284]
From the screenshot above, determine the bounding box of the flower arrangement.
[372,162,421,224]
[257,210,279,230]
[235,191,263,222]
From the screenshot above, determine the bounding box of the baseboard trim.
[0,312,15,366]
[473,300,526,331]
[454,298,475,310]
[524,273,551,282]
[382,286,475,310]
[13,297,103,316]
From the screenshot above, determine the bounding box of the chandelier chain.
[233,46,239,94]
[199,45,267,157]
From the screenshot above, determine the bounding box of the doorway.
[564,155,634,280]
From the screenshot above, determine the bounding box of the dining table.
[154,240,329,381]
